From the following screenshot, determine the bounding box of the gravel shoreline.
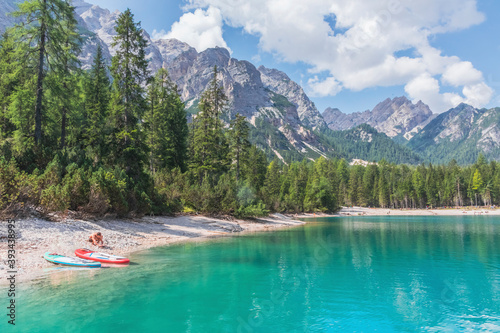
[0,214,305,285]
[295,206,500,218]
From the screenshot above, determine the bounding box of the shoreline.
[3,207,498,285]
[0,214,304,285]
[294,206,500,218]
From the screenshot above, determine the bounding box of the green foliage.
[108,8,150,178]
[228,113,250,181]
[10,0,81,145]
[189,66,229,178]
[408,107,500,165]
[4,5,500,220]
[83,44,110,162]
[318,124,423,164]
[270,92,294,112]
[146,69,188,173]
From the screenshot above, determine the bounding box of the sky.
[86,0,500,114]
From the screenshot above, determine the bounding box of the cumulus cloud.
[405,73,493,112]
[405,74,463,112]
[308,76,343,97]
[180,0,491,112]
[442,61,483,87]
[153,6,231,53]
[463,82,494,107]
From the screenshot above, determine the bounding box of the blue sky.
[86,0,499,114]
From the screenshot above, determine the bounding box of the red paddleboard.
[75,248,130,264]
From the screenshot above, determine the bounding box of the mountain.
[408,104,500,164]
[74,4,335,162]
[258,66,326,129]
[0,0,427,165]
[0,0,335,163]
[0,0,20,32]
[323,96,436,140]
[317,124,424,165]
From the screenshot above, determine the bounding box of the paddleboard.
[75,248,130,264]
[43,252,101,267]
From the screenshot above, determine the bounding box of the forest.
[1,1,499,218]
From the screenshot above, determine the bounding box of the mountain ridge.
[2,0,499,165]
[323,96,436,140]
[408,103,500,164]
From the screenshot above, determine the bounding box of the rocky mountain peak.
[258,65,326,129]
[408,104,500,164]
[153,38,197,63]
[324,96,435,139]
[72,0,93,15]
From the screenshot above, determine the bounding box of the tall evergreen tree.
[472,168,484,206]
[145,68,188,173]
[412,168,426,208]
[0,32,18,142]
[262,159,282,210]
[11,0,79,145]
[189,66,229,178]
[228,113,250,181]
[243,145,267,192]
[84,44,110,162]
[53,2,81,149]
[108,8,150,177]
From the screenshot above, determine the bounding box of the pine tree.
[165,82,188,172]
[426,164,438,208]
[53,2,81,149]
[108,8,150,177]
[412,169,425,208]
[348,167,359,206]
[337,158,349,206]
[262,159,282,211]
[362,164,378,207]
[189,66,229,178]
[378,169,389,208]
[242,145,267,192]
[145,68,188,174]
[84,44,110,162]
[0,32,18,143]
[228,113,250,181]
[11,0,79,145]
[472,168,484,206]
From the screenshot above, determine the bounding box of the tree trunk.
[34,0,47,144]
[60,105,67,149]
[236,147,240,181]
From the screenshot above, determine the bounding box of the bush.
[235,202,269,218]
[62,164,90,210]
[0,158,22,210]
[40,184,70,213]
[235,182,269,218]
[84,168,129,216]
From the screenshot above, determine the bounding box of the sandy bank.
[0,214,304,285]
[295,206,500,218]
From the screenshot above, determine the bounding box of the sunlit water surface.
[5,216,500,332]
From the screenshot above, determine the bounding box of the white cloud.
[182,0,491,112]
[154,6,231,53]
[463,82,494,107]
[442,61,483,87]
[405,74,463,112]
[405,74,494,112]
[308,76,342,97]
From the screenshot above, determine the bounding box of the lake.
[8,216,500,332]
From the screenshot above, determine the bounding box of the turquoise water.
[5,216,500,332]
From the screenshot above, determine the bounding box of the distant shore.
[295,206,500,218]
[0,214,304,285]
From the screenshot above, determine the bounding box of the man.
[88,232,105,248]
